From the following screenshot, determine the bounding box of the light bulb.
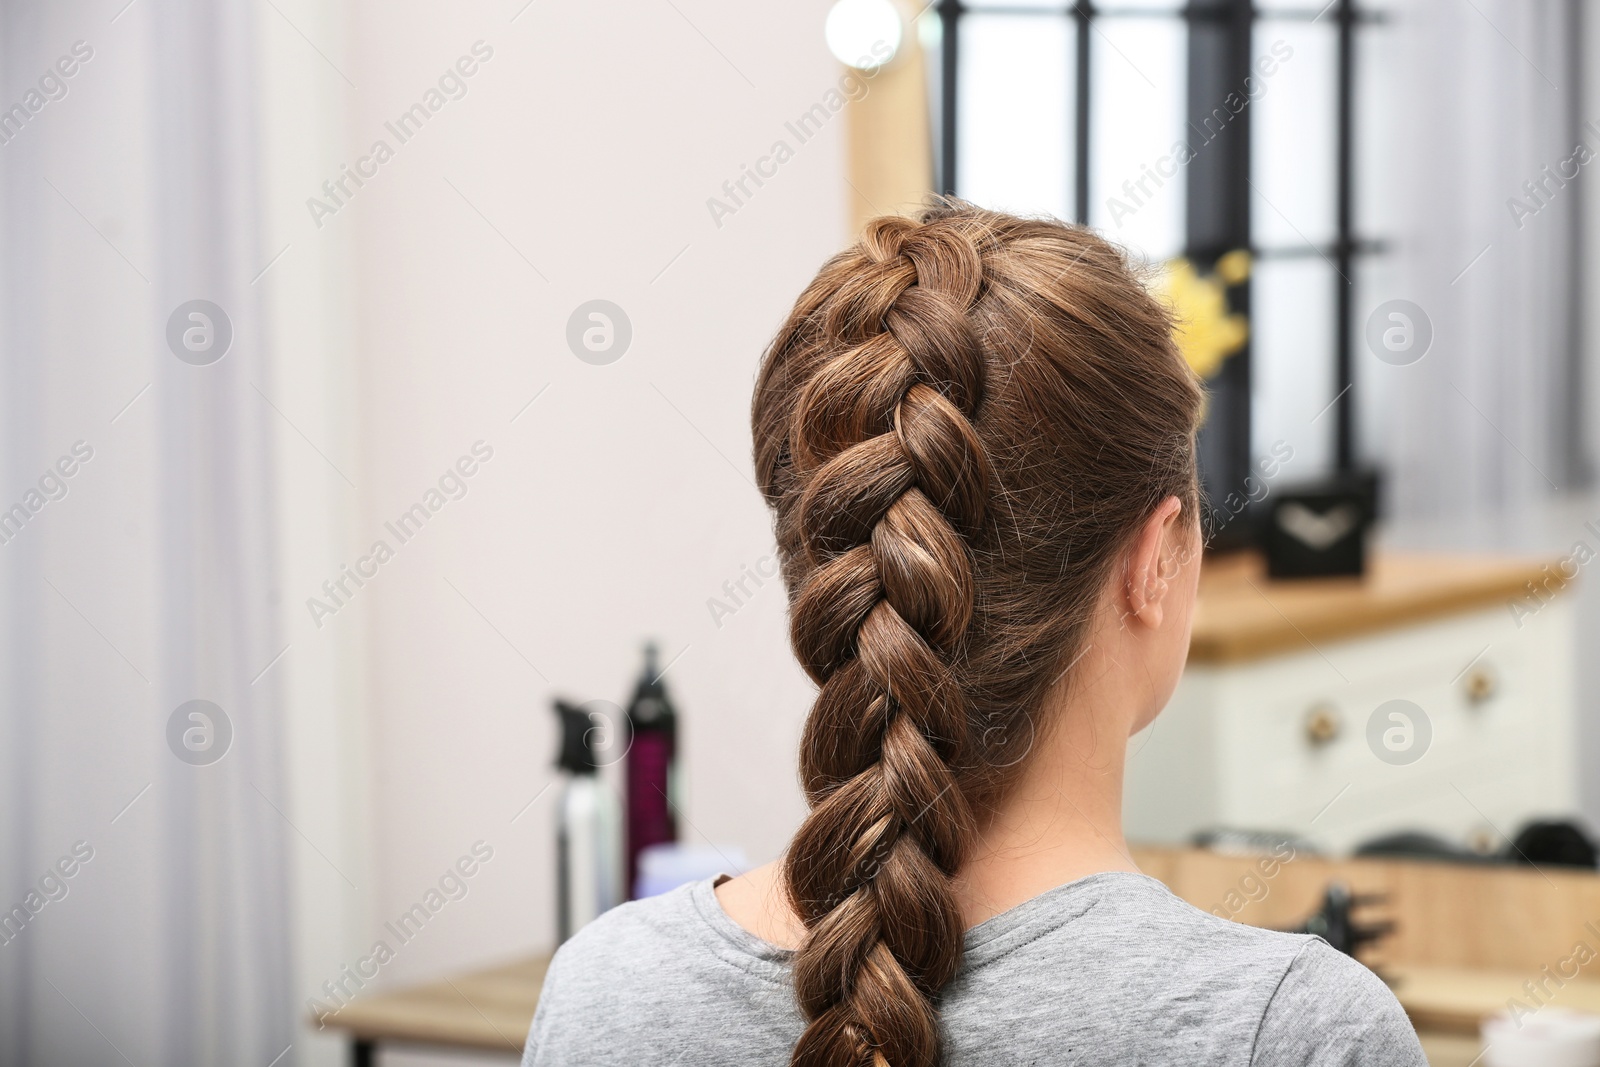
[824,0,903,71]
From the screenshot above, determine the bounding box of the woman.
[522,204,1426,1066]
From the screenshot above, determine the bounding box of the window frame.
[934,0,1389,535]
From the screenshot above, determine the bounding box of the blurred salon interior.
[1,0,1599,1065]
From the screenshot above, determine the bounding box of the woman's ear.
[1123,496,1185,630]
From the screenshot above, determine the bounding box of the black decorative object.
[1287,882,1393,962]
[1508,820,1599,868]
[1354,831,1495,864]
[1261,472,1377,579]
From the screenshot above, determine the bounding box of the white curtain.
[1364,0,1591,517]
[0,0,295,1063]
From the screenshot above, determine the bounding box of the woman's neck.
[953,672,1141,928]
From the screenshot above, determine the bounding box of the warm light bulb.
[825,0,903,71]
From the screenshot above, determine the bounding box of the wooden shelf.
[1189,551,1562,664]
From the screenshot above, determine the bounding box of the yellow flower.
[1156,253,1250,380]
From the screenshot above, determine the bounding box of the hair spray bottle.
[553,700,620,941]
[623,644,678,899]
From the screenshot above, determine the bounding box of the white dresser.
[1124,553,1578,854]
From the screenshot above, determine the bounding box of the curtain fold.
[0,0,293,1063]
[1368,0,1590,519]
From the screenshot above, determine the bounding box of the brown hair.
[751,203,1204,1067]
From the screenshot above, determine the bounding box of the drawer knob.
[1304,703,1342,746]
[1463,665,1498,705]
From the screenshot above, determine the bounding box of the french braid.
[753,203,1204,1067]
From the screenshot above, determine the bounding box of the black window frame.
[934,0,1388,543]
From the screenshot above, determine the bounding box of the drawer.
[1212,605,1573,849]
[1125,600,1577,852]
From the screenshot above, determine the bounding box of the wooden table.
[1402,967,1600,1067]
[319,954,548,1065]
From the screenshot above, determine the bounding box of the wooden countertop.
[1189,551,1561,664]
[1394,966,1600,1034]
[1418,1031,1492,1067]
[317,953,546,1053]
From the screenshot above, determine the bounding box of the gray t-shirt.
[521,870,1427,1066]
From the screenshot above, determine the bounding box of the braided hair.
[752,203,1203,1067]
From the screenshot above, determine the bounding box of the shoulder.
[1252,938,1428,1067]
[954,875,1318,1027]
[522,886,697,1063]
[521,881,798,1067]
[1075,874,1323,977]
[536,881,712,1002]
[946,874,1420,1063]
[1095,882,1425,1063]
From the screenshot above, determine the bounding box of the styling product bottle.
[553,700,619,942]
[623,643,678,899]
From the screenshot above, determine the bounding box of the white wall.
[316,0,844,1058]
